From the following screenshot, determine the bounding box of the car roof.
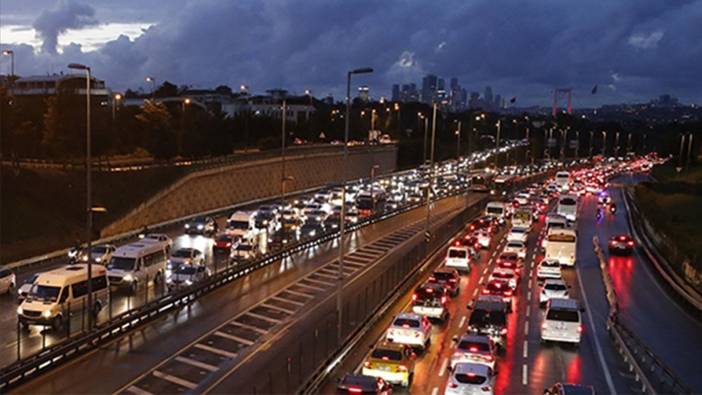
[548,297,579,309]
[374,341,406,352]
[544,278,566,286]
[560,383,595,395]
[459,334,491,344]
[453,362,490,375]
[394,312,421,321]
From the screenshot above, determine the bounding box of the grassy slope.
[1,166,185,264]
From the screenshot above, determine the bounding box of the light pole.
[338,67,373,343]
[424,102,438,243]
[494,119,501,166]
[678,133,687,168]
[615,131,621,157]
[280,99,289,200]
[454,120,462,159]
[574,130,580,159]
[601,131,607,156]
[589,131,594,158]
[112,93,122,121]
[145,76,156,99]
[68,62,93,329]
[687,133,694,170]
[2,50,14,78]
[369,164,380,211]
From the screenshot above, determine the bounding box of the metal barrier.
[592,237,693,394]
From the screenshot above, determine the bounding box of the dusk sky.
[2,0,701,107]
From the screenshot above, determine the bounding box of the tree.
[155,81,179,98]
[136,100,176,159]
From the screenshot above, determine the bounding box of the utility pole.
[424,103,438,243]
[455,121,462,158]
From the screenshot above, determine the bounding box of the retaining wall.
[102,146,398,237]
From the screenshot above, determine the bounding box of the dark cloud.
[32,0,99,54]
[5,0,702,106]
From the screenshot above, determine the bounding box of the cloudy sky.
[1,0,701,107]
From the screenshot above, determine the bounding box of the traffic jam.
[334,156,657,395]
[13,144,536,332]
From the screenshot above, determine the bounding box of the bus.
[557,194,578,222]
[356,191,387,217]
[544,228,577,266]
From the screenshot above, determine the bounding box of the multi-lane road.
[320,171,702,394]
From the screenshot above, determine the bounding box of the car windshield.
[544,283,567,291]
[175,266,198,275]
[217,235,232,242]
[560,198,576,206]
[546,309,579,322]
[172,249,192,258]
[448,249,467,259]
[507,242,523,249]
[31,285,61,302]
[454,373,487,385]
[236,245,253,251]
[416,288,441,301]
[511,228,525,234]
[469,309,506,327]
[356,197,374,210]
[541,260,559,267]
[109,257,136,271]
[228,220,249,229]
[393,318,420,328]
[91,246,108,254]
[486,207,503,215]
[432,272,454,281]
[458,340,490,352]
[370,348,402,361]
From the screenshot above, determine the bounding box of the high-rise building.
[484,86,493,105]
[450,77,459,91]
[494,94,502,109]
[400,83,419,102]
[422,74,438,104]
[358,85,370,102]
[438,78,445,91]
[391,84,400,102]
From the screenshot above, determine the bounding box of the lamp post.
[281,99,289,200]
[112,93,122,121]
[601,131,607,156]
[2,50,14,78]
[369,164,380,211]
[455,121,462,159]
[589,131,594,158]
[424,102,438,243]
[68,62,94,329]
[145,76,156,99]
[494,119,502,166]
[337,67,373,343]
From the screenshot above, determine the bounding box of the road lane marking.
[472,288,478,298]
[439,357,449,377]
[526,305,530,317]
[153,370,197,390]
[126,386,154,395]
[522,363,528,385]
[229,321,268,335]
[194,343,237,358]
[523,340,528,358]
[576,265,617,395]
[270,295,304,307]
[431,387,439,395]
[528,278,532,290]
[214,330,255,346]
[459,315,466,328]
[244,311,281,324]
[175,356,218,372]
[524,321,529,335]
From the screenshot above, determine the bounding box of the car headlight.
[197,224,204,230]
[16,306,23,315]
[123,274,134,282]
[42,310,52,318]
[185,280,193,286]
[95,257,102,263]
[185,224,190,229]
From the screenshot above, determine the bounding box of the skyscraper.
[358,85,370,102]
[484,86,493,105]
[391,84,400,102]
[422,74,438,104]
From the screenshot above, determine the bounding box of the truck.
[227,210,256,239]
[512,208,533,229]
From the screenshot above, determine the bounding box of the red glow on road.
[566,354,583,383]
[608,256,634,309]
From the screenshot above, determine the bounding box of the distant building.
[391,84,400,102]
[421,74,438,104]
[358,85,370,102]
[484,86,493,106]
[400,83,419,102]
[11,73,110,105]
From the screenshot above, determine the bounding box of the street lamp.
[424,102,438,244]
[338,66,373,343]
[112,93,122,121]
[601,131,607,156]
[68,62,94,329]
[454,120,462,159]
[280,98,289,200]
[369,164,380,211]
[2,50,14,77]
[145,76,156,99]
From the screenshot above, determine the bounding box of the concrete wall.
[102,146,398,236]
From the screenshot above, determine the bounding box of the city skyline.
[2,0,702,107]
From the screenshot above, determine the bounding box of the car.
[213,233,236,254]
[496,252,521,271]
[450,334,497,370]
[184,216,218,235]
[324,214,342,231]
[468,217,494,232]
[300,222,325,238]
[540,278,569,305]
[458,233,481,250]
[166,264,210,290]
[445,246,472,273]
[76,244,116,264]
[537,258,562,280]
[362,342,416,388]
[541,298,583,344]
[230,242,258,262]
[507,226,529,243]
[474,230,491,249]
[254,210,278,232]
[467,296,509,347]
[482,279,514,311]
[428,268,460,296]
[411,282,450,321]
[17,273,39,301]
[445,362,495,395]
[608,234,634,255]
[544,383,595,395]
[0,267,16,295]
[385,313,432,350]
[488,267,518,290]
[335,374,393,395]
[504,240,527,259]
[167,248,205,271]
[140,233,173,252]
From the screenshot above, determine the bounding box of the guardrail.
[592,237,693,394]
[622,188,702,312]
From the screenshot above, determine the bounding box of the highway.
[321,169,702,395]
[10,193,478,394]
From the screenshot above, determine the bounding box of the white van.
[544,228,577,266]
[485,201,507,224]
[555,171,570,192]
[107,241,168,293]
[445,246,471,273]
[227,210,256,239]
[545,213,568,231]
[556,194,578,222]
[540,298,582,344]
[17,264,109,329]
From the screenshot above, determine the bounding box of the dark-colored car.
[481,279,514,311]
[496,252,521,271]
[300,222,325,239]
[428,268,460,296]
[544,383,595,395]
[467,295,509,348]
[336,374,393,394]
[608,234,634,255]
[184,216,217,235]
[213,233,236,254]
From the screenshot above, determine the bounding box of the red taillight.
[469,346,478,352]
[577,325,583,333]
[429,276,436,281]
[449,278,457,283]
[627,241,634,247]
[448,382,458,389]
[504,289,513,296]
[348,386,363,394]
[441,296,447,304]
[426,288,434,293]
[402,324,410,328]
[542,322,548,329]
[495,282,502,288]
[470,225,475,230]
[226,242,231,247]
[500,328,508,335]
[364,361,371,368]
[485,355,494,361]
[397,365,408,372]
[482,288,489,294]
[412,293,417,301]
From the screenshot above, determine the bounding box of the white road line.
[523,340,528,358]
[301,277,333,288]
[214,331,255,346]
[472,288,478,298]
[229,321,268,335]
[271,295,304,307]
[576,265,618,395]
[282,288,315,298]
[528,278,532,290]
[459,315,466,328]
[175,355,218,372]
[524,321,529,336]
[152,370,197,390]
[194,343,237,358]
[526,305,531,317]
[126,386,154,395]
[261,303,295,315]
[439,358,449,377]
[522,364,528,385]
[431,387,439,395]
[245,311,282,324]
